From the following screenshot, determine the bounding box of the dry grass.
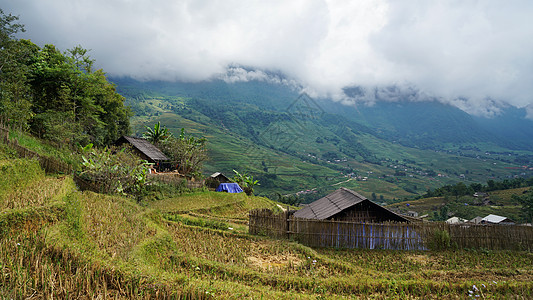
[2,155,533,298]
[150,190,278,221]
[1,176,74,211]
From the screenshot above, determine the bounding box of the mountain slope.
[111,77,533,199]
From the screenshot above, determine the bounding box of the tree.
[1,10,130,146]
[0,10,33,129]
[158,128,208,177]
[0,9,25,47]
[143,121,171,144]
[517,191,533,223]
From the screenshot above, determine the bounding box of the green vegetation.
[232,169,260,195]
[142,121,171,144]
[114,77,533,202]
[2,147,533,298]
[78,145,150,197]
[2,8,533,298]
[0,10,130,149]
[389,180,533,222]
[513,190,533,223]
[157,128,208,177]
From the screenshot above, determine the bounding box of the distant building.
[293,187,409,223]
[481,214,515,224]
[469,216,484,224]
[405,211,419,217]
[446,216,468,224]
[473,192,489,198]
[209,172,231,183]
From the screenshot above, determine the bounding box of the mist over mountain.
[112,74,533,152]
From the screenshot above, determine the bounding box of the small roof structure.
[293,187,408,222]
[115,136,169,163]
[210,172,231,183]
[446,216,468,224]
[469,216,484,224]
[473,192,489,197]
[481,214,514,224]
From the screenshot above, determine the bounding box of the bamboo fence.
[249,209,533,251]
[0,127,72,174]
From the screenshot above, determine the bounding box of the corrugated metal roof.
[482,214,512,224]
[120,136,169,161]
[293,187,367,219]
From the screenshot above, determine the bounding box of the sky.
[2,0,533,117]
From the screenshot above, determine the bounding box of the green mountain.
[111,77,533,201]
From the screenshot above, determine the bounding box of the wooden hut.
[293,187,408,223]
[206,172,231,189]
[209,172,231,183]
[115,136,170,170]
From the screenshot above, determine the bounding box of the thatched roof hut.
[115,136,169,165]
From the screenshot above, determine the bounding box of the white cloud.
[2,0,533,115]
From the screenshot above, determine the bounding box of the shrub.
[232,169,259,196]
[157,128,208,178]
[78,145,150,198]
[141,177,190,202]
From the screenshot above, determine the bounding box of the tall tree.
[0,10,33,129]
[0,9,130,146]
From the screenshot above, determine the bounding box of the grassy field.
[1,142,533,299]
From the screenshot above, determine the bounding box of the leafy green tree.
[1,9,130,146]
[158,128,208,177]
[27,43,130,146]
[0,10,34,129]
[514,191,533,223]
[143,121,171,144]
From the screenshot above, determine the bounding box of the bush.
[232,169,259,196]
[78,145,150,198]
[157,129,207,178]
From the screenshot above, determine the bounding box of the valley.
[113,78,533,202]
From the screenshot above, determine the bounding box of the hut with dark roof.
[293,187,408,223]
[115,136,170,170]
[206,172,231,189]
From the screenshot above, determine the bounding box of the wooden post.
[286,209,290,240]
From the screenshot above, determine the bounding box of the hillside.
[2,143,533,298]
[388,186,531,222]
[112,77,533,201]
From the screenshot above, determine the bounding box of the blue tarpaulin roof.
[216,183,243,193]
